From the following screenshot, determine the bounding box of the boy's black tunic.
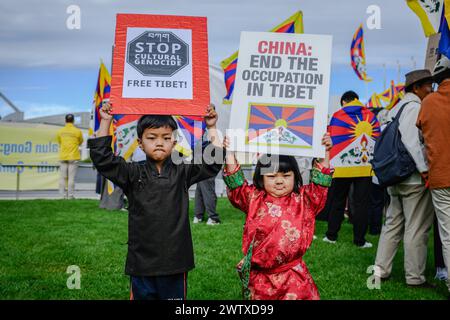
[88,136,223,276]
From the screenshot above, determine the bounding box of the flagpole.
[365,81,369,103]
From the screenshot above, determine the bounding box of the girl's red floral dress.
[223,165,333,300]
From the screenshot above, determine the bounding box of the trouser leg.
[202,178,219,222]
[434,215,446,269]
[155,272,188,300]
[194,182,205,220]
[59,161,68,198]
[402,184,434,285]
[326,178,351,241]
[351,177,371,246]
[374,186,404,278]
[431,188,450,292]
[368,183,385,235]
[67,161,78,199]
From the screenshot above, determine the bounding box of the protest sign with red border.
[111,14,210,116]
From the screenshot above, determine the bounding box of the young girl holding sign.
[222,133,333,300]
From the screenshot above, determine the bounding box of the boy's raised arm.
[186,104,225,186]
[88,102,132,190]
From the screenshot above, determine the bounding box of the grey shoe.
[358,242,373,249]
[207,218,220,225]
[322,236,336,244]
[193,217,201,224]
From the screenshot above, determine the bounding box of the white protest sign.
[122,28,193,99]
[227,32,332,158]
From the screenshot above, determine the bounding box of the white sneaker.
[206,218,220,225]
[435,267,448,281]
[322,236,336,244]
[193,217,201,224]
[359,242,373,249]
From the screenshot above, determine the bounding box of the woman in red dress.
[223,134,333,300]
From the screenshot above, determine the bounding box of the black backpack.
[370,102,417,187]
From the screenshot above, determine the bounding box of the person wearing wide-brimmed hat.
[417,56,450,298]
[374,69,436,288]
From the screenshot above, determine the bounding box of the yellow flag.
[406,0,444,37]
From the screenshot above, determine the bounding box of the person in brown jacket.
[417,55,450,299]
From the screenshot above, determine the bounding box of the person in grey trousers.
[194,176,221,225]
[373,69,435,288]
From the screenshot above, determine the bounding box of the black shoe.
[407,282,437,289]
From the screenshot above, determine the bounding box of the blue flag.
[439,7,450,59]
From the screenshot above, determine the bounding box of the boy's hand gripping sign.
[111,14,210,116]
[227,32,332,158]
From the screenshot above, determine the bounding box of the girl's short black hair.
[137,115,178,139]
[253,154,303,193]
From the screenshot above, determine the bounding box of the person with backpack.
[373,69,435,288]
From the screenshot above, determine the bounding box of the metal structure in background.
[0,91,24,122]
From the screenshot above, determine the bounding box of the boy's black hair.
[65,114,74,123]
[340,90,359,106]
[253,154,303,193]
[137,115,178,139]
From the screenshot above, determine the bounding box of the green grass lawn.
[0,199,448,300]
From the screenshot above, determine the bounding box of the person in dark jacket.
[88,102,225,300]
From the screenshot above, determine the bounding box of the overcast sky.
[0,0,429,118]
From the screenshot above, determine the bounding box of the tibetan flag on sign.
[90,61,111,136]
[350,24,372,82]
[220,11,304,104]
[406,0,444,37]
[247,104,314,149]
[329,100,381,178]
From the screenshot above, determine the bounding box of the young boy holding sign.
[88,102,224,300]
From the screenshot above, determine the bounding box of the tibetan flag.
[350,24,372,82]
[385,80,405,110]
[112,114,205,161]
[365,93,383,109]
[438,2,450,58]
[246,104,314,148]
[407,0,444,37]
[174,115,206,157]
[220,11,304,104]
[379,80,398,102]
[90,61,111,137]
[329,100,381,178]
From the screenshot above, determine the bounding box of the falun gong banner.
[111,14,210,116]
[0,122,60,190]
[227,32,332,158]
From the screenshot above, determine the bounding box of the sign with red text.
[227,32,332,157]
[111,14,210,116]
